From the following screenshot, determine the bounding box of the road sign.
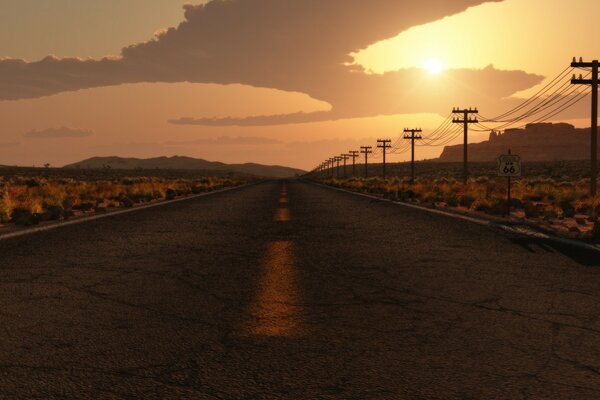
[497,154,521,177]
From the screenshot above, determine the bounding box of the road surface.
[1,180,600,399]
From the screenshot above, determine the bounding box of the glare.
[424,58,444,74]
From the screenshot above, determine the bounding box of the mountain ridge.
[63,156,305,178]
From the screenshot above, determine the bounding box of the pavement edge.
[310,181,600,254]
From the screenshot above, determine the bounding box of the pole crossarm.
[377,139,392,178]
[403,128,423,139]
[452,107,480,184]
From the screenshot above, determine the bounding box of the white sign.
[497,154,521,177]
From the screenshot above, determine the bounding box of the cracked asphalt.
[2,180,600,399]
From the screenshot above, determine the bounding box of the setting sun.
[424,58,444,74]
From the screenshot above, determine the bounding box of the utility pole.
[572,57,599,196]
[328,158,335,179]
[335,156,342,179]
[349,150,359,177]
[403,128,423,184]
[360,146,373,178]
[377,139,392,178]
[452,107,479,184]
[341,154,349,178]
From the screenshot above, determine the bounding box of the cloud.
[0,0,547,126]
[171,65,544,125]
[165,136,282,145]
[170,112,334,127]
[24,127,94,139]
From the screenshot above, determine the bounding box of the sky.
[0,0,599,169]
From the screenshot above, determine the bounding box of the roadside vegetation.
[316,161,600,240]
[0,168,250,227]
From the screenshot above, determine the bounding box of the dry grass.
[321,176,600,221]
[0,174,247,225]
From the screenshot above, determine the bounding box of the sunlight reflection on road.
[275,208,291,221]
[244,240,305,337]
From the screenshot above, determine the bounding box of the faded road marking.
[275,208,291,221]
[243,241,305,337]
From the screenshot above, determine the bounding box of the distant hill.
[437,123,595,162]
[64,156,305,178]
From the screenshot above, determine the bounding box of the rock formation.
[437,123,593,162]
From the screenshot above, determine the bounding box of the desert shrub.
[421,191,442,203]
[41,206,64,221]
[165,188,177,200]
[318,174,600,224]
[472,198,492,212]
[591,220,600,243]
[444,193,459,207]
[10,208,39,226]
[510,198,524,209]
[120,197,135,208]
[459,195,475,208]
[488,199,509,215]
[523,202,541,218]
[0,173,243,226]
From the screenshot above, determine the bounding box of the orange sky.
[1,0,598,169]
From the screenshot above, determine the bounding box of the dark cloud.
[0,0,548,126]
[24,127,94,139]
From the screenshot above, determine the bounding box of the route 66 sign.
[497,154,521,177]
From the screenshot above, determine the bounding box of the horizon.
[1,0,599,169]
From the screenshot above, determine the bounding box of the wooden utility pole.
[571,57,599,196]
[341,154,349,178]
[377,139,392,178]
[328,158,335,179]
[349,150,359,177]
[403,128,423,184]
[334,156,342,179]
[360,146,373,178]
[452,107,479,184]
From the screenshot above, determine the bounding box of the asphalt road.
[2,180,600,399]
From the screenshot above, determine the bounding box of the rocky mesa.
[438,123,593,162]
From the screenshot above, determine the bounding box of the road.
[1,180,600,399]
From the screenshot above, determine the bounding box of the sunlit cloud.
[0,0,526,128]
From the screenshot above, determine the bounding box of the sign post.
[497,149,521,216]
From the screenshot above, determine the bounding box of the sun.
[424,58,444,74]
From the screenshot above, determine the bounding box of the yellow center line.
[276,185,291,221]
[275,208,291,221]
[242,241,306,337]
